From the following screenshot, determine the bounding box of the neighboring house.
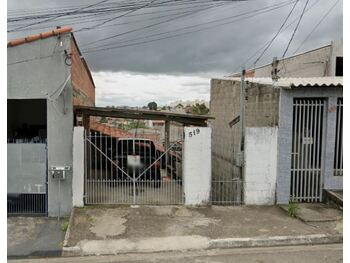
[210,76,343,205]
[7,27,95,217]
[210,41,343,205]
[232,40,343,78]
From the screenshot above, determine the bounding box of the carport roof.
[75,106,213,127]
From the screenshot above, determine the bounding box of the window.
[335,57,343,76]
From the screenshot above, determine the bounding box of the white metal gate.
[84,132,184,205]
[290,98,324,202]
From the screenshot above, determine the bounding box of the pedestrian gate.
[84,132,184,205]
[290,98,324,202]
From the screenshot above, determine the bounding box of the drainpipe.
[240,69,246,203]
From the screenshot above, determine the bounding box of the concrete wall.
[245,83,280,127]
[7,144,47,194]
[276,87,343,204]
[244,127,278,205]
[210,79,242,202]
[243,82,280,204]
[8,33,73,216]
[72,127,84,207]
[252,41,342,78]
[183,127,211,205]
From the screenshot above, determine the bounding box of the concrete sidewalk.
[63,205,342,256]
[8,217,67,258]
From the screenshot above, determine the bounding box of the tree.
[100,117,108,123]
[190,103,209,115]
[147,101,158,110]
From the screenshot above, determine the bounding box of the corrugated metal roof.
[213,77,343,88]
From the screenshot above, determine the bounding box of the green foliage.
[190,103,210,115]
[147,101,158,110]
[61,221,69,232]
[99,117,108,123]
[288,197,299,217]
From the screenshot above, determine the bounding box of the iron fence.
[211,178,242,205]
[7,193,47,216]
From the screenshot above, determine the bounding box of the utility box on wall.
[183,127,212,205]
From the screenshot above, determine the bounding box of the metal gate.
[290,98,324,202]
[7,143,48,216]
[333,98,343,176]
[84,132,184,205]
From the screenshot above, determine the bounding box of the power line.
[282,0,310,58]
[293,0,339,54]
[238,0,321,72]
[8,3,219,33]
[82,0,292,49]
[81,1,295,53]
[252,0,299,67]
[81,2,229,49]
[8,0,110,32]
[76,0,159,32]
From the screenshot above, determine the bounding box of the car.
[112,138,161,187]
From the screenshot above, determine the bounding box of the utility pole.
[271,57,279,81]
[239,69,246,204]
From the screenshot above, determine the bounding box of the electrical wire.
[282,0,310,58]
[8,0,110,32]
[293,0,340,54]
[252,0,299,67]
[81,1,295,53]
[76,0,159,32]
[236,0,321,73]
[82,0,293,49]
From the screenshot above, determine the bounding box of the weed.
[288,197,299,217]
[61,221,69,232]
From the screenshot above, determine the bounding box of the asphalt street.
[9,244,343,263]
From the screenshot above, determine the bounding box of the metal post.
[58,178,61,221]
[239,69,246,203]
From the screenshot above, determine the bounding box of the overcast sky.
[7,0,343,106]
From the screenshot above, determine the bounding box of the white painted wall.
[183,127,211,205]
[72,127,84,207]
[244,127,278,205]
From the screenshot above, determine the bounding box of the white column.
[72,127,84,207]
[183,127,212,205]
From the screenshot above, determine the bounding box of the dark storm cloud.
[7,0,342,106]
[8,0,343,74]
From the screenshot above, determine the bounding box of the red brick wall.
[71,39,95,106]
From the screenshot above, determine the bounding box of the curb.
[278,205,343,223]
[62,234,342,256]
[63,207,75,248]
[209,234,343,249]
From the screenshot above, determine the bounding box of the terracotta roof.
[7,26,72,47]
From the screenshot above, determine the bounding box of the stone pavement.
[8,217,67,258]
[63,204,342,256]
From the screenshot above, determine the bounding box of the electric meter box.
[50,166,70,180]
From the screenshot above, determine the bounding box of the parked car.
[112,138,161,187]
